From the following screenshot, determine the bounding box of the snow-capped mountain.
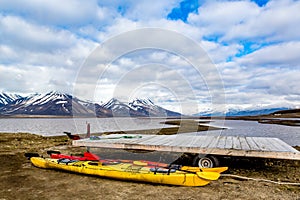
[0,93,22,106]
[0,91,94,116]
[129,98,181,117]
[101,98,181,117]
[129,98,155,111]
[102,98,132,117]
[0,92,182,117]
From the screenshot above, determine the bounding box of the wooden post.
[86,123,91,152]
[86,123,91,138]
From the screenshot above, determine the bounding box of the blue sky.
[0,0,299,114]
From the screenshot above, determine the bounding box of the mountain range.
[0,91,181,117]
[0,91,296,117]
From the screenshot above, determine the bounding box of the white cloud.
[0,14,97,71]
[96,17,203,44]
[225,0,300,42]
[188,0,300,42]
[0,14,96,96]
[237,41,300,67]
[73,41,218,115]
[0,15,72,51]
[0,0,107,26]
[0,64,75,94]
[0,15,97,53]
[201,40,243,63]
[120,0,179,20]
[217,62,251,88]
[188,1,259,37]
[217,61,300,109]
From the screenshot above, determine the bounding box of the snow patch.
[56,100,68,104]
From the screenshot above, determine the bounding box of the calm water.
[0,117,173,136]
[190,120,300,146]
[0,117,299,146]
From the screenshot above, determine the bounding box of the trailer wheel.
[193,155,219,168]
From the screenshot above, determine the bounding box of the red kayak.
[49,151,100,161]
[48,151,168,168]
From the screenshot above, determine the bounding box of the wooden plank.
[206,136,220,148]
[125,135,156,144]
[197,136,215,148]
[262,138,287,152]
[232,136,242,150]
[238,137,251,151]
[141,135,162,144]
[171,136,199,147]
[225,136,233,149]
[269,138,299,152]
[216,136,227,149]
[245,137,261,151]
[152,135,176,146]
[186,136,205,147]
[252,137,276,151]
[205,136,222,155]
[178,136,203,147]
[139,135,167,145]
[163,136,181,147]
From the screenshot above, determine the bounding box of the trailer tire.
[193,155,219,168]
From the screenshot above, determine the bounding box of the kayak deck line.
[73,134,300,160]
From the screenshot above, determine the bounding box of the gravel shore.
[0,132,299,200]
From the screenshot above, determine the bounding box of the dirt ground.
[0,132,299,200]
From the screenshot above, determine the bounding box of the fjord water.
[193,120,300,146]
[0,117,174,136]
[0,118,299,146]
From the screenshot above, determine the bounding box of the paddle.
[63,131,80,140]
[180,166,228,174]
[195,171,220,181]
[171,166,221,181]
[133,160,148,166]
[47,150,61,155]
[90,135,142,140]
[167,164,222,181]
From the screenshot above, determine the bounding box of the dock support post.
[86,123,91,152]
[86,123,91,138]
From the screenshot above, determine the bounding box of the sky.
[0,0,299,114]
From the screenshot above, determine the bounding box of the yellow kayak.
[30,157,227,187]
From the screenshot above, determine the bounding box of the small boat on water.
[29,156,227,187]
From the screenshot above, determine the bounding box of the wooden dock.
[73,134,300,160]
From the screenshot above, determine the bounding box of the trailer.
[73,134,300,168]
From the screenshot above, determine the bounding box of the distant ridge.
[194,107,290,117]
[271,109,300,118]
[225,108,290,117]
[0,91,182,117]
[272,109,300,115]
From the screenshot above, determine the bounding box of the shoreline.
[0,114,299,126]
